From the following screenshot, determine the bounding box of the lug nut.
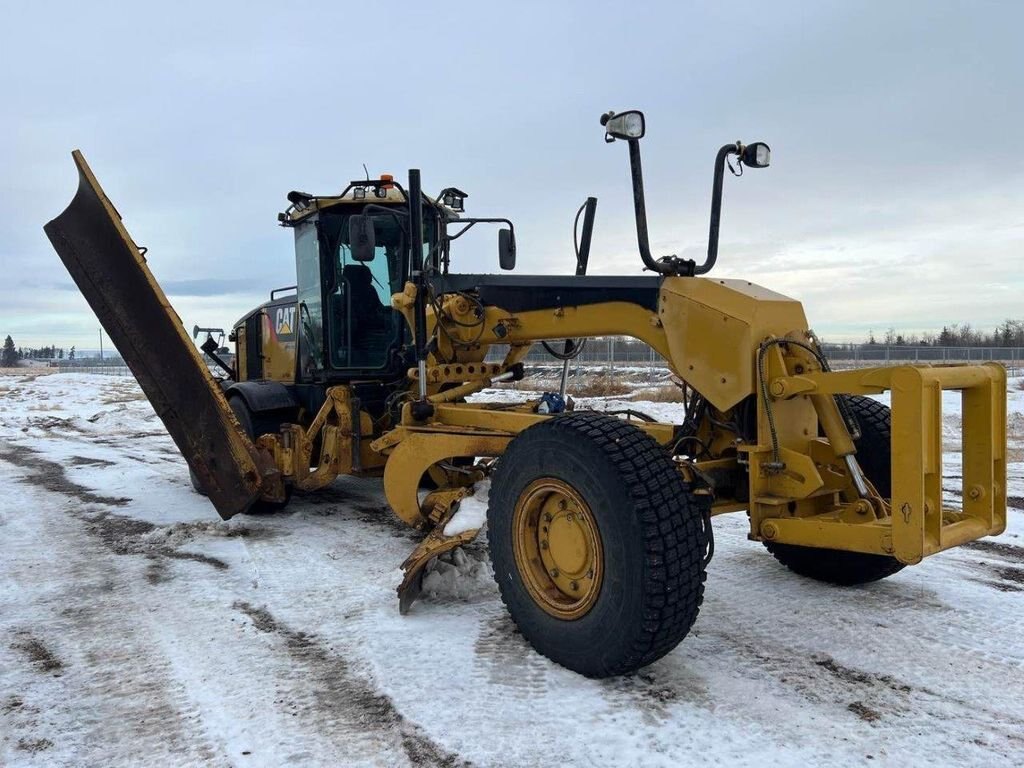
[570,581,579,591]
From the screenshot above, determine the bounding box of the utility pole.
[99,328,103,361]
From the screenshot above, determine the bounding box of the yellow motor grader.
[44,110,1007,678]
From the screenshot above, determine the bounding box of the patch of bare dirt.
[966,555,1024,592]
[0,447,240,578]
[978,579,1024,593]
[24,415,91,435]
[963,540,1024,562]
[16,737,54,753]
[2,695,28,714]
[0,446,129,506]
[82,512,230,573]
[69,455,116,467]
[848,701,881,723]
[139,519,274,548]
[10,634,63,674]
[813,656,912,693]
[993,565,1024,585]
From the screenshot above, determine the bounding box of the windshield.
[336,214,407,301]
[318,208,436,370]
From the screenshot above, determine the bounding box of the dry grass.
[568,374,633,398]
[1009,413,1024,441]
[633,385,685,403]
[101,391,148,404]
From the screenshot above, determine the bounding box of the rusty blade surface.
[43,150,264,518]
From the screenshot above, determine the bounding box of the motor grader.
[44,110,1007,678]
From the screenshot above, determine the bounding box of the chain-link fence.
[44,360,132,376]
[43,342,1024,379]
[488,339,1024,376]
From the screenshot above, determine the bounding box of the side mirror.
[348,215,376,261]
[601,110,645,142]
[498,228,516,271]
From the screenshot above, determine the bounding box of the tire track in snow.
[233,601,469,767]
[696,519,1024,762]
[5,373,1024,766]
[0,479,226,765]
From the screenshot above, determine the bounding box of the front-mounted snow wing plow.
[43,151,271,518]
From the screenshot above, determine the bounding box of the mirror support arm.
[626,139,669,275]
[445,217,515,242]
[699,143,741,276]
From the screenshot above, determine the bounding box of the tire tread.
[490,412,708,676]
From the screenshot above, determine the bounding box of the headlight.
[741,142,770,168]
[601,110,646,141]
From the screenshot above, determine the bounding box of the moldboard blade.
[43,150,264,518]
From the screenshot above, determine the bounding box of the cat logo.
[274,306,296,339]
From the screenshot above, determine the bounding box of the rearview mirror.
[498,229,516,271]
[601,110,646,141]
[348,215,376,261]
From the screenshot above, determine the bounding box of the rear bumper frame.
[757,362,1007,564]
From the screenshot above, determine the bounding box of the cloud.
[2,1,1022,348]
[160,278,275,297]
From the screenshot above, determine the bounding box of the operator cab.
[279,180,440,383]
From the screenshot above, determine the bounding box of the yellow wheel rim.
[512,478,603,620]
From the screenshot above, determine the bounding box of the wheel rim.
[512,478,603,620]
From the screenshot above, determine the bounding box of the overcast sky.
[1,0,1022,350]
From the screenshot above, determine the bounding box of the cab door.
[293,219,326,380]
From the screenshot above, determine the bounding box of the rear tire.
[765,395,904,585]
[230,397,293,514]
[487,412,709,678]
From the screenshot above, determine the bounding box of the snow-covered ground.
[1,372,1023,767]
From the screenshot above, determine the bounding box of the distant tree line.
[1,335,93,367]
[3,342,76,361]
[605,320,1024,357]
[858,320,1024,347]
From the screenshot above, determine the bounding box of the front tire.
[765,395,904,585]
[487,412,709,678]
